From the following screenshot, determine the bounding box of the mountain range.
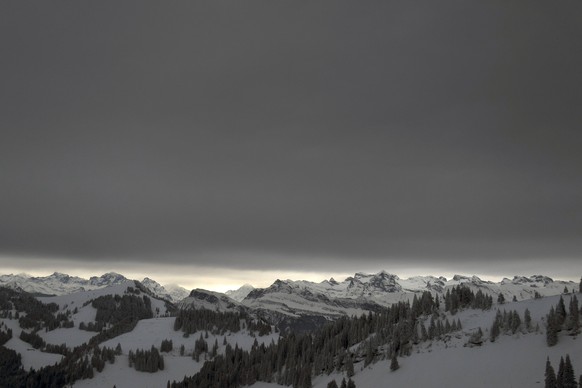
[1,270,576,330]
[0,272,190,302]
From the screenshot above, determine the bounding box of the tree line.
[174,309,272,337]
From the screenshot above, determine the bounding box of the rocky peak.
[89,272,127,287]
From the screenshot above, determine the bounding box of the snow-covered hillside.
[249,293,582,388]
[75,317,279,388]
[37,280,171,319]
[0,280,172,375]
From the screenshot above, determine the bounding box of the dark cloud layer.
[1,1,581,274]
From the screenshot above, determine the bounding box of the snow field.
[1,317,63,371]
[74,316,279,387]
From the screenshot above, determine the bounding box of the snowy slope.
[0,317,63,371]
[248,293,582,388]
[74,317,279,388]
[37,280,171,324]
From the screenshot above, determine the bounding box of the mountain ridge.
[0,272,190,302]
[0,270,577,313]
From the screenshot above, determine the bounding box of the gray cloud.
[1,1,581,277]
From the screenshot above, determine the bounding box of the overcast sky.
[1,1,581,290]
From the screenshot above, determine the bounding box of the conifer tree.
[498,293,505,305]
[327,380,339,388]
[568,295,580,334]
[364,341,373,366]
[563,355,577,388]
[299,366,312,388]
[546,357,557,388]
[557,297,567,326]
[212,338,219,357]
[490,317,500,342]
[557,357,565,388]
[524,308,532,331]
[345,353,354,377]
[340,378,347,388]
[390,354,399,371]
[420,322,428,341]
[511,311,522,334]
[347,378,356,388]
[547,307,559,347]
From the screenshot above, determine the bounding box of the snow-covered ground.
[0,317,63,371]
[308,332,582,388]
[40,326,94,348]
[74,316,279,388]
[248,293,582,388]
[74,354,202,388]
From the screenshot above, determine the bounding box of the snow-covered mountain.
[0,272,189,303]
[0,272,128,296]
[1,270,576,318]
[140,278,190,303]
[177,289,245,313]
[225,283,255,302]
[159,283,190,303]
[237,271,577,325]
